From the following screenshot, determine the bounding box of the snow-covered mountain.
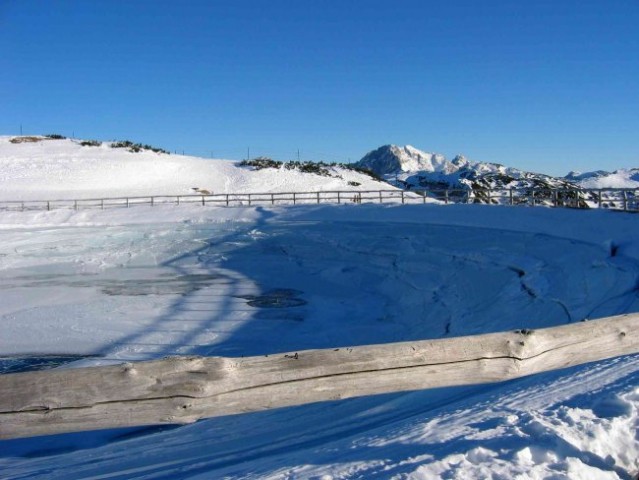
[356,144,578,193]
[565,168,639,189]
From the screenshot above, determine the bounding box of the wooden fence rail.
[0,188,637,212]
[1,313,638,439]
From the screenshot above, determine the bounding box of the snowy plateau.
[0,136,639,479]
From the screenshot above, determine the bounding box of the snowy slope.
[0,136,387,201]
[566,168,639,189]
[0,136,638,479]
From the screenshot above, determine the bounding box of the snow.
[568,168,639,189]
[1,137,638,479]
[356,144,580,193]
[358,145,458,175]
[0,136,387,201]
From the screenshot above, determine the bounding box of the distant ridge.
[565,168,639,189]
[356,144,577,192]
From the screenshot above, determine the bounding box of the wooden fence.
[0,188,637,212]
[1,312,637,439]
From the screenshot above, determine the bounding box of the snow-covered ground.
[0,136,387,201]
[1,137,639,479]
[1,203,639,479]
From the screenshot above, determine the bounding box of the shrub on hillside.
[80,139,102,147]
[44,134,66,139]
[111,140,169,155]
[285,161,332,177]
[238,157,283,169]
[9,136,43,144]
[342,164,385,182]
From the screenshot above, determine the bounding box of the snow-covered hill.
[357,144,581,192]
[566,168,639,189]
[0,136,387,201]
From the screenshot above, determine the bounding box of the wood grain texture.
[1,313,637,439]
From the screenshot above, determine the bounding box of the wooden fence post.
[1,313,637,439]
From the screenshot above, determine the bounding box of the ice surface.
[1,203,638,478]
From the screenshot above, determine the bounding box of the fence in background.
[0,188,637,212]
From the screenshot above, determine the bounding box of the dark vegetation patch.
[111,139,170,154]
[9,136,45,143]
[80,139,102,147]
[238,157,384,182]
[44,133,66,139]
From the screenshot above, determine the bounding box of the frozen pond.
[1,216,637,367]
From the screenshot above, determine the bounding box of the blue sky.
[1,0,637,175]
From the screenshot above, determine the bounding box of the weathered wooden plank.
[1,313,637,439]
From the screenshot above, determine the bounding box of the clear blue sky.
[1,0,637,175]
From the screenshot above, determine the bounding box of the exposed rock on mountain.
[356,144,589,205]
